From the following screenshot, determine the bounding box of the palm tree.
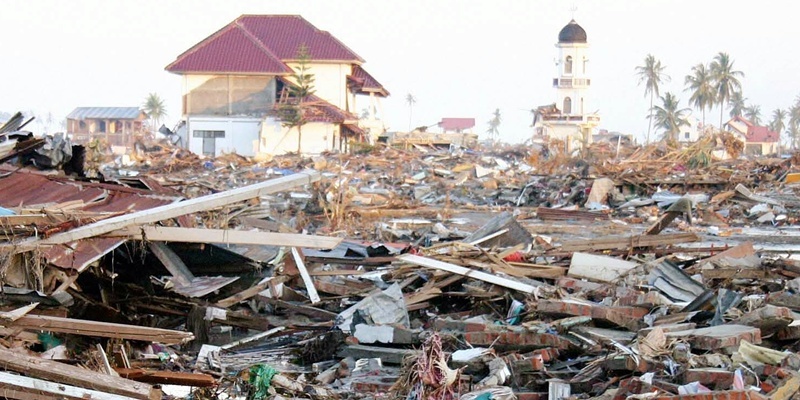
[743,104,762,126]
[788,124,800,150]
[771,109,787,135]
[710,52,744,129]
[636,54,670,144]
[728,92,747,119]
[651,92,690,142]
[486,108,502,142]
[790,103,800,149]
[684,63,715,127]
[143,93,167,134]
[405,93,416,131]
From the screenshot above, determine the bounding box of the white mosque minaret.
[533,19,600,152]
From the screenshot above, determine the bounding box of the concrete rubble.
[2,136,800,400]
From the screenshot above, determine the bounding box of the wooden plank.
[259,297,338,320]
[220,326,285,350]
[20,171,319,248]
[0,372,139,400]
[215,276,290,308]
[107,226,342,249]
[9,315,194,344]
[557,233,700,253]
[114,369,216,388]
[292,247,320,304]
[397,254,538,294]
[0,347,157,400]
[0,303,38,322]
[148,242,193,286]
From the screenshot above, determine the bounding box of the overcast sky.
[2,0,798,144]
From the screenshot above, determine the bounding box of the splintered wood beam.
[397,254,538,294]
[8,315,194,344]
[556,232,700,253]
[19,171,320,249]
[0,347,157,400]
[0,372,140,400]
[148,242,194,286]
[114,369,217,388]
[292,247,320,304]
[215,276,290,308]
[106,226,343,249]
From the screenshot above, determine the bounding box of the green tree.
[486,108,502,142]
[790,103,800,149]
[771,108,787,135]
[710,52,744,129]
[636,54,670,143]
[652,92,690,142]
[279,44,316,153]
[143,93,167,134]
[743,104,762,125]
[728,92,747,119]
[684,63,715,127]
[405,93,416,131]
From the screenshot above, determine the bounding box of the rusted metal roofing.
[0,168,182,271]
[166,15,364,75]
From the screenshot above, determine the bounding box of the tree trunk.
[719,100,725,130]
[647,93,654,144]
[297,125,302,154]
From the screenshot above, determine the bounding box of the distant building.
[677,115,702,143]
[438,118,475,134]
[165,15,389,157]
[66,107,147,146]
[725,115,779,156]
[532,19,600,152]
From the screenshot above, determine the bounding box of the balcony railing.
[552,78,591,88]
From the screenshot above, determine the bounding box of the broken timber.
[397,254,538,294]
[106,226,342,249]
[0,347,158,400]
[8,314,194,344]
[19,170,320,249]
[555,232,699,253]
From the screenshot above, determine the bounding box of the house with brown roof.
[66,107,147,147]
[724,115,780,156]
[165,15,389,157]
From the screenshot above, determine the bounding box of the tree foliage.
[684,63,715,126]
[278,44,316,153]
[652,92,690,142]
[710,52,744,128]
[636,54,670,143]
[143,93,167,134]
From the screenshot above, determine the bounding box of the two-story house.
[165,15,389,157]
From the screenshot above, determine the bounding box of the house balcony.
[540,114,600,125]
[552,78,591,88]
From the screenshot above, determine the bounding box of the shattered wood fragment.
[0,371,142,400]
[557,233,700,253]
[398,254,538,294]
[0,347,158,400]
[215,276,290,308]
[292,247,321,304]
[8,314,194,344]
[115,369,217,387]
[568,252,639,283]
[107,226,342,249]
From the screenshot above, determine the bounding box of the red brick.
[465,330,574,350]
[652,390,767,400]
[537,300,648,330]
[683,368,734,389]
[515,392,547,400]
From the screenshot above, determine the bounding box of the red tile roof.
[166,15,364,74]
[348,65,389,97]
[166,24,290,74]
[747,125,779,143]
[439,118,476,131]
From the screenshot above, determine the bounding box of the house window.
[193,130,225,156]
[565,56,573,74]
[563,97,572,114]
[192,130,225,138]
[684,132,690,140]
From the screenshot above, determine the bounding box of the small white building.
[533,19,600,152]
[676,115,702,143]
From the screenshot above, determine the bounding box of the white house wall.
[260,121,337,155]
[187,116,261,157]
[285,62,351,111]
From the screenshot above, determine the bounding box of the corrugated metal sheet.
[0,168,182,271]
[66,107,143,120]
